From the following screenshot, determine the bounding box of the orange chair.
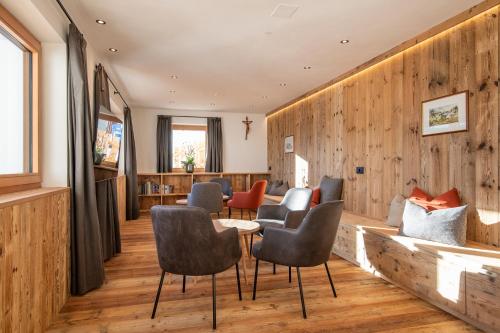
[227,180,267,220]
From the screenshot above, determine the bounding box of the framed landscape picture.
[284,135,294,153]
[422,91,468,136]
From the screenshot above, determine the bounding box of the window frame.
[171,124,207,173]
[0,5,41,194]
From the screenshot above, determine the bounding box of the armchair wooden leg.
[182,275,186,293]
[235,263,242,300]
[212,274,217,330]
[289,266,292,283]
[217,212,220,218]
[324,262,337,298]
[240,209,243,219]
[296,267,307,319]
[252,259,259,300]
[273,263,276,274]
[229,207,231,218]
[151,270,165,319]
[248,209,252,220]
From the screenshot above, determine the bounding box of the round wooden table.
[176,195,230,205]
[213,219,260,285]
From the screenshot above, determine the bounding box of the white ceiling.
[67,0,483,114]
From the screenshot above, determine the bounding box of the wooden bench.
[333,211,500,333]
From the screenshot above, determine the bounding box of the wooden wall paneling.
[332,84,344,179]
[0,189,69,332]
[449,19,478,242]
[116,175,126,224]
[224,174,247,192]
[266,6,500,247]
[342,79,355,212]
[474,9,499,246]
[366,63,385,218]
[401,44,422,196]
[0,207,4,332]
[421,34,451,196]
[382,55,404,217]
[355,77,368,215]
[193,174,220,183]
[249,173,270,187]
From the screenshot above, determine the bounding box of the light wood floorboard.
[47,209,481,332]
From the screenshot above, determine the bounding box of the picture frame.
[422,91,468,136]
[284,135,294,153]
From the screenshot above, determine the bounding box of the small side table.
[213,219,260,285]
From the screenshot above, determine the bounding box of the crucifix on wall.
[242,116,253,140]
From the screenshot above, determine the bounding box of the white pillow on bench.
[399,200,467,247]
[386,194,406,227]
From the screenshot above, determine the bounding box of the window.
[0,28,32,174]
[95,115,123,168]
[0,6,40,193]
[172,124,206,170]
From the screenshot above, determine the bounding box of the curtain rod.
[161,115,209,119]
[55,0,131,110]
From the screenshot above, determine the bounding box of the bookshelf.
[138,172,270,212]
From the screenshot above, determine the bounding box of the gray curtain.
[67,23,105,295]
[124,107,140,220]
[92,64,110,151]
[95,178,121,261]
[157,115,172,172]
[205,117,223,172]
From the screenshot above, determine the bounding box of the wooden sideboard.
[0,187,70,333]
[137,172,270,212]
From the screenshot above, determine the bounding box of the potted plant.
[94,146,105,165]
[181,145,196,173]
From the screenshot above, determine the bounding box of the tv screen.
[95,117,123,168]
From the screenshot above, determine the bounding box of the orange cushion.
[311,187,321,207]
[409,187,461,211]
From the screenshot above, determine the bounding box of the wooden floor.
[48,210,481,333]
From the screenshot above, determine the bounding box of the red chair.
[228,180,267,220]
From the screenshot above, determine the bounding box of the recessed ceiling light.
[96,19,106,25]
[170,74,178,79]
[280,83,287,87]
[108,48,118,52]
[303,66,311,70]
[340,39,350,44]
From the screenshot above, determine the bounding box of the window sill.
[0,187,69,209]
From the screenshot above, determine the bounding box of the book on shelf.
[138,181,160,195]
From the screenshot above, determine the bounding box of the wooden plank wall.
[267,7,500,247]
[0,188,70,332]
[116,175,126,225]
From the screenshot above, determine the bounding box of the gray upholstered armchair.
[187,182,223,216]
[251,201,343,318]
[255,188,313,231]
[150,206,242,329]
[210,178,233,198]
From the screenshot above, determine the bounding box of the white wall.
[41,42,67,186]
[132,108,268,173]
